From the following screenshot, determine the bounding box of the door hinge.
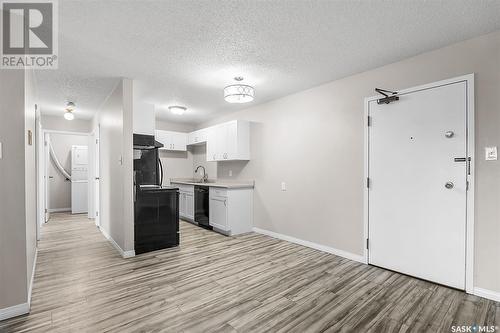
[367,116,372,127]
[45,208,48,213]
[96,211,99,217]
[466,181,469,191]
[366,238,369,249]
[366,177,370,188]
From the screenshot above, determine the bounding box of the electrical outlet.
[281,182,287,191]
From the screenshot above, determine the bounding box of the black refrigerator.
[134,134,179,254]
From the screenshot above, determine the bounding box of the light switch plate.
[485,147,497,161]
[229,170,232,177]
[281,182,287,191]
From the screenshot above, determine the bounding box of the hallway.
[1,213,499,332]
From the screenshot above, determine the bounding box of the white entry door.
[368,80,469,290]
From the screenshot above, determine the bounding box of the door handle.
[445,182,454,189]
[95,177,100,180]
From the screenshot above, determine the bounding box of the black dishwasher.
[194,186,211,229]
[134,185,179,254]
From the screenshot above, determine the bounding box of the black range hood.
[133,133,163,149]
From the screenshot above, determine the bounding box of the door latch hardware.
[454,157,472,175]
[445,131,454,138]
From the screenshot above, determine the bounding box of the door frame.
[38,129,92,224]
[363,74,475,293]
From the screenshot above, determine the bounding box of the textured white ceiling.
[36,0,500,124]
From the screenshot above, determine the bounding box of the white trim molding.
[253,227,365,263]
[27,248,38,306]
[363,74,476,293]
[0,303,29,321]
[474,288,500,303]
[99,227,135,258]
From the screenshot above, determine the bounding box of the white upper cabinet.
[155,120,249,159]
[207,120,250,161]
[206,127,217,162]
[155,130,187,151]
[187,128,208,145]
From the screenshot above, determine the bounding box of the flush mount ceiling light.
[224,77,254,104]
[169,105,187,115]
[64,101,75,120]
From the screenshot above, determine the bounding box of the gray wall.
[199,31,500,293]
[0,69,37,310]
[41,115,92,133]
[47,133,89,211]
[156,120,194,133]
[0,70,28,310]
[24,69,38,296]
[92,79,134,252]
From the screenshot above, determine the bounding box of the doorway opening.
[37,129,99,229]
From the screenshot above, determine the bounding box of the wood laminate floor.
[1,213,499,332]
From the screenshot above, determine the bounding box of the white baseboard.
[0,303,29,321]
[474,287,500,302]
[99,227,135,258]
[252,227,365,263]
[27,248,38,306]
[48,208,71,213]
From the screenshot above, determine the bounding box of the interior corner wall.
[93,78,134,254]
[24,69,38,299]
[191,145,217,180]
[199,31,500,294]
[122,79,134,253]
[0,69,29,310]
[94,80,126,250]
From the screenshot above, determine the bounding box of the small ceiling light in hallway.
[224,77,254,104]
[169,105,187,115]
[64,102,75,120]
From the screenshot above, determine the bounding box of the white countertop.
[170,178,254,189]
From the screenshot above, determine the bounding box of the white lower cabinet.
[209,196,228,231]
[209,187,253,236]
[178,185,194,221]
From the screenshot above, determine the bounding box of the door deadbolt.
[445,182,454,189]
[445,131,454,138]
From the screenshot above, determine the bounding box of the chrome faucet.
[195,165,208,183]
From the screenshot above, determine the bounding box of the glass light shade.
[224,84,255,103]
[64,111,74,120]
[169,106,187,115]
